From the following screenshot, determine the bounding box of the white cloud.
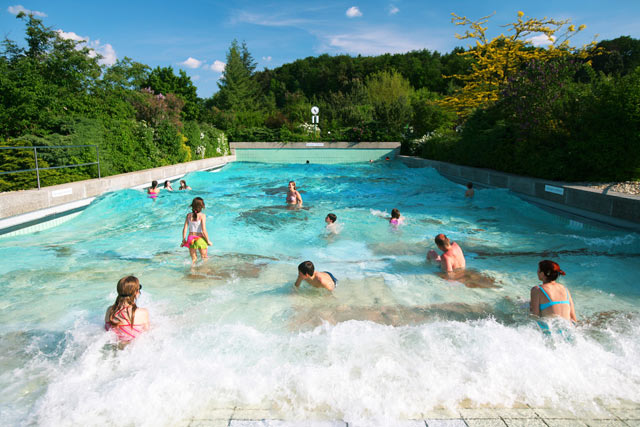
[56,29,117,66]
[262,56,272,61]
[389,5,399,15]
[210,60,226,72]
[528,34,555,47]
[325,29,423,55]
[232,11,310,27]
[346,6,362,18]
[180,57,203,69]
[7,5,47,17]
[191,75,201,81]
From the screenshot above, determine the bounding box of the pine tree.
[216,40,259,111]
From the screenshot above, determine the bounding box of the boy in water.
[294,261,337,291]
[465,182,474,198]
[325,213,339,235]
[427,234,466,273]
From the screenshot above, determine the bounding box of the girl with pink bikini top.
[105,276,149,342]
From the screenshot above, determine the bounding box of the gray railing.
[0,145,101,190]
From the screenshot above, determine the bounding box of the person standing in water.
[286,181,303,206]
[465,182,474,198]
[427,234,466,273]
[294,261,337,291]
[105,276,149,342]
[181,197,213,264]
[148,180,160,199]
[530,260,577,322]
[325,213,339,235]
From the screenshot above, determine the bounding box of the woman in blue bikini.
[530,260,577,322]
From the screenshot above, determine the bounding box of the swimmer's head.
[435,233,451,249]
[326,213,337,224]
[191,197,205,220]
[467,182,473,189]
[306,160,309,164]
[151,180,158,189]
[538,260,565,281]
[180,180,187,186]
[117,275,141,297]
[298,260,314,277]
[289,181,296,190]
[164,180,171,188]
[391,208,400,219]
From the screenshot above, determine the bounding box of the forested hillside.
[2,11,639,191]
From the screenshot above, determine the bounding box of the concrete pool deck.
[177,402,640,426]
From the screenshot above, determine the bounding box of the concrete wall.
[230,142,400,164]
[399,156,640,230]
[0,155,234,225]
[230,141,400,149]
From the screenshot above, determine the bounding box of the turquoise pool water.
[1,161,639,425]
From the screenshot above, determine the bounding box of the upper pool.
[1,161,639,425]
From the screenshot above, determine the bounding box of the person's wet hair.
[151,180,158,189]
[391,208,400,219]
[191,197,205,221]
[298,260,315,276]
[435,233,450,248]
[327,213,337,223]
[538,260,565,281]
[467,182,473,189]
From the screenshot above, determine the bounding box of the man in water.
[427,234,466,273]
[465,182,475,198]
[294,261,337,291]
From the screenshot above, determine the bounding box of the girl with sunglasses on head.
[530,260,577,322]
[105,276,149,342]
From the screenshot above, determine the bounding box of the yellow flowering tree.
[442,11,594,118]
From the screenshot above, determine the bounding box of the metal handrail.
[0,145,101,189]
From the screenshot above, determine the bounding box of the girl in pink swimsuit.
[105,276,149,342]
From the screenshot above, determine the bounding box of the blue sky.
[2,1,640,97]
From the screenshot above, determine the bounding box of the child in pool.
[294,261,337,291]
[389,208,404,226]
[181,197,213,264]
[164,180,173,191]
[105,276,149,342]
[179,180,191,190]
[148,180,160,199]
[325,213,339,235]
[465,182,474,198]
[286,181,303,206]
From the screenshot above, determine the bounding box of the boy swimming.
[294,261,338,291]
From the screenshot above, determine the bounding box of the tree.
[365,70,413,138]
[142,66,199,120]
[441,11,594,118]
[215,40,260,112]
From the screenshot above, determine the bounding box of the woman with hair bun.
[105,276,149,342]
[530,260,576,322]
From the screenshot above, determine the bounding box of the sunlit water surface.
[1,162,639,426]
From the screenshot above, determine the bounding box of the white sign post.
[311,106,319,139]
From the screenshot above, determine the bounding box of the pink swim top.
[390,218,399,225]
[105,306,144,342]
[287,192,297,203]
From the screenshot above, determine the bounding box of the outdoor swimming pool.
[1,161,639,425]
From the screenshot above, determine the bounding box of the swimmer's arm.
[296,191,303,205]
[294,272,304,288]
[530,287,540,317]
[201,215,212,245]
[569,291,577,322]
[104,306,113,326]
[182,215,189,242]
[137,308,150,331]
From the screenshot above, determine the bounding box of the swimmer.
[181,197,213,264]
[164,180,173,191]
[294,261,337,291]
[389,208,405,226]
[427,233,466,274]
[325,213,339,235]
[147,180,160,199]
[105,276,149,342]
[530,260,577,322]
[465,182,474,198]
[179,180,191,190]
[286,180,303,206]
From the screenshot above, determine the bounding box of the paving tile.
[584,420,630,427]
[543,420,588,427]
[191,420,230,427]
[264,421,347,427]
[534,408,580,419]
[423,409,462,419]
[496,408,538,419]
[425,420,467,427]
[464,419,507,427]
[349,421,425,427]
[503,419,547,427]
[460,409,501,419]
[232,409,275,420]
[610,409,640,420]
[622,420,640,427]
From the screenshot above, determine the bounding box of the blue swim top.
[538,285,570,311]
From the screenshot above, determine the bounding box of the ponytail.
[108,276,140,327]
[538,260,565,281]
[190,197,205,221]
